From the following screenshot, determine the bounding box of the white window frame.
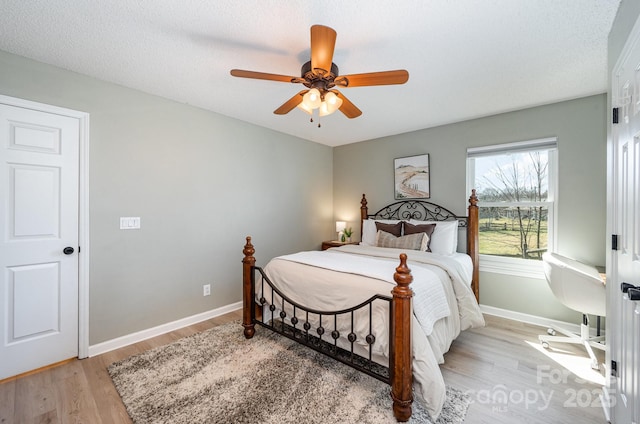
[466,137,558,279]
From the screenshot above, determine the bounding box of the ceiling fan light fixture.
[296,101,313,115]
[319,94,342,117]
[318,101,331,117]
[303,88,322,109]
[324,91,342,112]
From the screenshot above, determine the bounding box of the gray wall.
[334,95,607,323]
[0,50,334,344]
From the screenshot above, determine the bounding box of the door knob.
[621,282,640,301]
[629,288,640,301]
[620,282,638,293]
[63,246,75,255]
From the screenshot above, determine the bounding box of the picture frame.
[394,154,430,199]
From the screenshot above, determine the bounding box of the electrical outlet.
[203,284,211,296]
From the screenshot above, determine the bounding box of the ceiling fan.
[230,25,409,121]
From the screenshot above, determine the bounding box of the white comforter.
[260,244,485,419]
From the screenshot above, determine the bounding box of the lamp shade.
[324,91,342,111]
[302,88,322,110]
[319,91,343,117]
[297,101,313,115]
[335,221,346,232]
[319,101,331,117]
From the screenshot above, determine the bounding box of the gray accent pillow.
[376,230,429,251]
[403,222,436,251]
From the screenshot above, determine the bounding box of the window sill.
[479,254,546,279]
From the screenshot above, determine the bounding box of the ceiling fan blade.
[334,90,362,119]
[274,90,309,115]
[230,69,299,83]
[310,25,337,75]
[334,70,409,87]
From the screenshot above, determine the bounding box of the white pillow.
[410,220,458,255]
[361,219,403,246]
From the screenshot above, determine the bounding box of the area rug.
[108,322,470,424]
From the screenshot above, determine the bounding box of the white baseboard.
[479,304,605,337]
[87,301,242,357]
[88,302,599,358]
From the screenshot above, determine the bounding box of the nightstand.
[321,240,358,250]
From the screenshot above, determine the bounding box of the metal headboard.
[367,199,467,227]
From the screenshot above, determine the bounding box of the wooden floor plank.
[81,355,132,424]
[0,379,16,423]
[50,360,101,424]
[13,371,57,424]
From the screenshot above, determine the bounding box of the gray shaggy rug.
[108,322,470,424]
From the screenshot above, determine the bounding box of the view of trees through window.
[473,150,551,260]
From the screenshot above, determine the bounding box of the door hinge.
[611,360,618,377]
[613,107,619,124]
[612,234,619,251]
[78,246,81,253]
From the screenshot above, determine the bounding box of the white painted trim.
[467,137,558,157]
[0,95,85,118]
[77,114,90,359]
[87,302,242,357]
[479,304,605,337]
[0,95,91,359]
[479,255,546,279]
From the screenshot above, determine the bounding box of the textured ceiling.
[0,1,620,146]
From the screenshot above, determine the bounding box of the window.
[467,138,557,275]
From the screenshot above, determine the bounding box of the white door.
[0,102,80,380]
[610,16,640,423]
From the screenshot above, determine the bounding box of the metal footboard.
[251,265,392,383]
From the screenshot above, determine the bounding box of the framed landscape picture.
[394,154,430,199]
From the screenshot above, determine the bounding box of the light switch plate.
[120,217,141,229]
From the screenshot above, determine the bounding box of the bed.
[241,191,484,422]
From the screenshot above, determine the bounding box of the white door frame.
[607,13,640,422]
[0,94,90,359]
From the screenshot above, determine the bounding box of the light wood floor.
[0,311,606,423]
[443,314,607,424]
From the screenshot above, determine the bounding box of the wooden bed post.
[467,189,480,302]
[390,253,413,422]
[242,236,256,339]
[360,193,368,242]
